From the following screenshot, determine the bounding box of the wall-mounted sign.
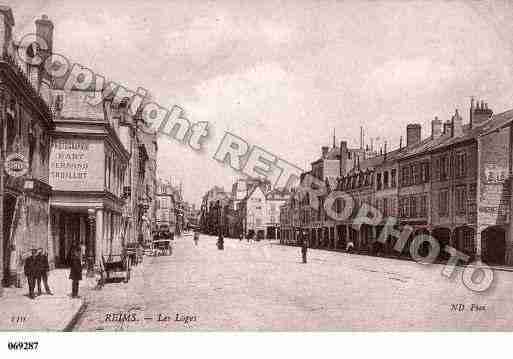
[4,153,29,178]
[484,164,507,184]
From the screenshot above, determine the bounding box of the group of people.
[23,248,53,299]
[24,246,83,299]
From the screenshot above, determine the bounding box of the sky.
[10,0,513,206]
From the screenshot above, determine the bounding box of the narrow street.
[74,234,513,331]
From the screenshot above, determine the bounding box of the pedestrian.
[69,247,83,298]
[239,233,243,242]
[217,234,224,250]
[301,238,308,263]
[36,248,53,295]
[24,249,38,299]
[193,231,199,246]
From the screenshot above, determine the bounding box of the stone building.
[155,179,178,236]
[281,99,513,266]
[49,88,129,272]
[0,8,54,289]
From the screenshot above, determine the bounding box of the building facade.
[0,8,55,289]
[281,99,513,266]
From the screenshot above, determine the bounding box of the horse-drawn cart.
[152,239,173,256]
[101,253,131,283]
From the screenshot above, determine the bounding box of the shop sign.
[4,153,29,178]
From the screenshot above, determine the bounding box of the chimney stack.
[406,123,421,147]
[321,146,329,158]
[339,140,348,177]
[451,109,463,137]
[35,15,54,90]
[470,97,493,128]
[0,6,14,57]
[443,120,452,135]
[431,116,442,138]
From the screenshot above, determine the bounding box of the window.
[383,197,388,217]
[439,189,449,216]
[383,171,389,188]
[401,166,411,186]
[412,164,420,185]
[421,162,430,182]
[376,173,382,190]
[434,158,440,181]
[391,169,397,187]
[455,152,467,178]
[455,186,467,215]
[440,156,449,181]
[463,229,474,252]
[419,195,427,217]
[410,196,417,218]
[400,197,410,218]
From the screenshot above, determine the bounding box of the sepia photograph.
[0,0,513,352]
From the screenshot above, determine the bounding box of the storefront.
[49,91,129,272]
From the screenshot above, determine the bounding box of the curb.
[63,299,88,332]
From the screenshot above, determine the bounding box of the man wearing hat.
[24,249,38,299]
[35,248,53,295]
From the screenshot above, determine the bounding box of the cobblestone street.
[74,234,513,331]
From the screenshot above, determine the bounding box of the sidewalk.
[0,268,94,331]
[273,241,513,273]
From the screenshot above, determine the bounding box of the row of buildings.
[154,179,199,236]
[200,178,289,240]
[280,100,513,266]
[0,7,186,295]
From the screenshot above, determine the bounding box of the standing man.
[36,248,53,295]
[24,249,38,299]
[193,231,199,246]
[217,234,224,250]
[69,247,83,298]
[301,236,308,264]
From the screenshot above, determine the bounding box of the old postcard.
[0,0,512,347]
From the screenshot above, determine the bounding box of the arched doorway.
[432,227,451,262]
[482,226,506,265]
[412,228,431,259]
[454,226,476,259]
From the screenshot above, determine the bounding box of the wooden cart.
[101,253,131,283]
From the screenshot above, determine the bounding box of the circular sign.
[5,153,29,178]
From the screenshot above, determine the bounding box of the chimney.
[339,141,348,176]
[443,120,452,135]
[33,14,54,93]
[431,116,442,138]
[399,136,403,149]
[321,146,329,158]
[0,6,14,57]
[451,109,463,137]
[470,98,493,128]
[406,123,421,147]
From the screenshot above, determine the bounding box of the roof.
[311,146,341,165]
[397,109,513,160]
[0,6,15,26]
[56,90,104,120]
[243,184,266,201]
